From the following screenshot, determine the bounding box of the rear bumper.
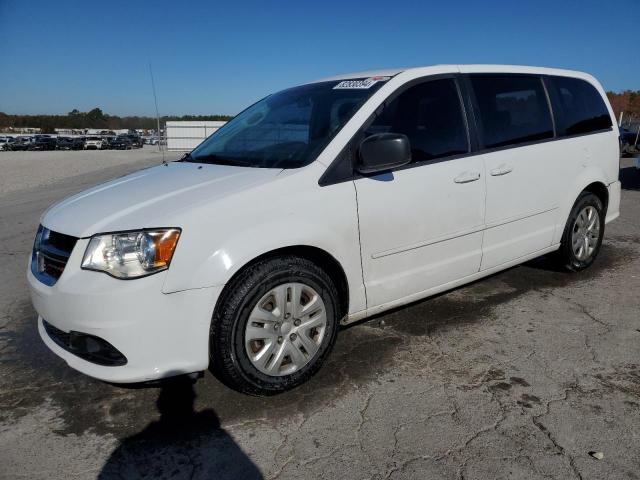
[28,241,221,383]
[605,180,621,224]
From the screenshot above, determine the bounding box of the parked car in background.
[29,136,57,151]
[84,136,104,150]
[110,136,133,149]
[100,136,115,149]
[58,137,86,150]
[6,137,34,151]
[619,126,639,156]
[72,137,85,150]
[143,136,159,145]
[56,137,74,150]
[0,137,10,150]
[125,134,143,148]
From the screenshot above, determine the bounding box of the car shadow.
[620,165,640,191]
[521,252,568,273]
[98,375,263,480]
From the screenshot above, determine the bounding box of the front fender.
[161,176,367,315]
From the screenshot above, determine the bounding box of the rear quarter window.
[548,76,612,136]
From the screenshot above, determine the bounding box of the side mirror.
[356,133,411,174]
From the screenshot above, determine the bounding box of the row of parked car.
[0,134,155,151]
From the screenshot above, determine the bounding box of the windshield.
[187,78,389,168]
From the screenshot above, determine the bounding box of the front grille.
[31,226,78,286]
[42,319,128,366]
[47,229,77,252]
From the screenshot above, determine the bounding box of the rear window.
[470,75,554,149]
[549,76,612,136]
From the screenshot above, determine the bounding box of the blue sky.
[0,0,638,116]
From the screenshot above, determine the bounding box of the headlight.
[81,229,181,279]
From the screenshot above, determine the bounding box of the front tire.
[209,255,340,395]
[557,192,605,271]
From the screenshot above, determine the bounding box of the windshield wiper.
[189,154,248,167]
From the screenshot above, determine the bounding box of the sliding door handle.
[490,164,513,176]
[454,171,481,184]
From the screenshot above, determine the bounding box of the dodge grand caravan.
[28,65,621,394]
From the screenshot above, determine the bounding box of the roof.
[312,64,595,83]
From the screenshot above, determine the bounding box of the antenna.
[148,62,165,162]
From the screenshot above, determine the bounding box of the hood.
[42,162,282,238]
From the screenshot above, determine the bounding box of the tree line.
[606,91,640,124]
[0,108,234,133]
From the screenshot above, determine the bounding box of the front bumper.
[28,238,221,383]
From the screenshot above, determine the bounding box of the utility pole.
[149,63,162,152]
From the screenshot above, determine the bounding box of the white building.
[165,121,226,151]
[11,127,42,134]
[55,128,84,135]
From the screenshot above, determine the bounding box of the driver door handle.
[490,164,513,176]
[454,171,481,184]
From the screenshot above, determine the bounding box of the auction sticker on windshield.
[333,76,391,89]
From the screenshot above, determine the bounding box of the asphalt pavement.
[1,151,639,479]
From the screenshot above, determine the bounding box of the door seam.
[478,155,488,272]
[352,180,368,310]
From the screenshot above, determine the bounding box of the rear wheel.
[557,192,605,271]
[209,255,340,395]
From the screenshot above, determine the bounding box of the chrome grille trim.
[31,225,78,286]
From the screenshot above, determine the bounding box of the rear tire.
[209,255,340,395]
[557,192,605,271]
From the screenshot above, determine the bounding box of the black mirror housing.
[356,133,411,174]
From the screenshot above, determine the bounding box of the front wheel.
[209,256,340,395]
[557,192,605,271]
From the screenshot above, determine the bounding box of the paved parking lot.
[0,145,170,195]
[0,152,639,479]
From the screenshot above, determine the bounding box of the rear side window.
[364,78,468,162]
[470,75,554,149]
[549,76,612,136]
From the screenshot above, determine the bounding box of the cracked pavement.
[0,151,639,479]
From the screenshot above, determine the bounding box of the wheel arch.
[583,181,609,212]
[553,169,610,245]
[213,245,350,323]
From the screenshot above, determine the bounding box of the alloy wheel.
[244,282,327,376]
[571,205,600,261]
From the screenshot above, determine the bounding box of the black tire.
[557,192,605,271]
[209,255,340,395]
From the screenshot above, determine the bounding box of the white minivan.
[28,65,621,394]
